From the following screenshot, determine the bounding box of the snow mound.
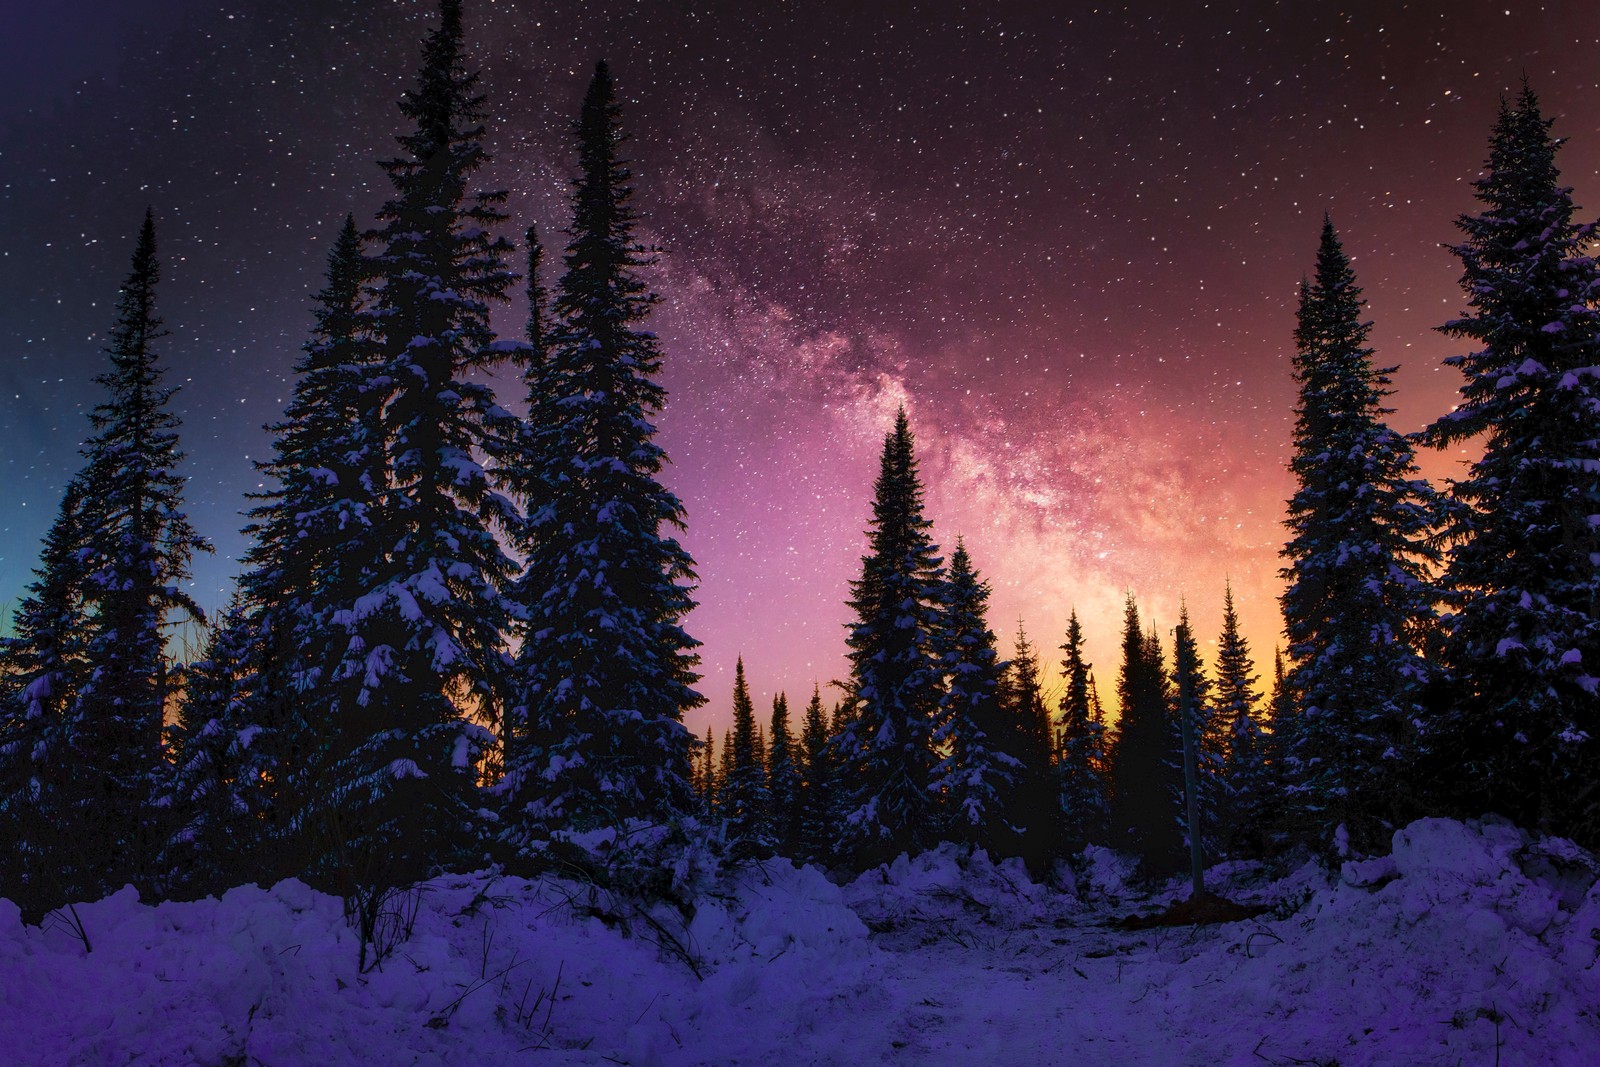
[842,843,1067,935]
[1077,843,1140,904]
[3,819,1600,1065]
[690,859,866,966]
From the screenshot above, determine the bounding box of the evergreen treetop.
[320,0,518,880]
[929,539,1016,847]
[1109,595,1181,865]
[40,211,209,906]
[506,59,701,834]
[1057,609,1109,849]
[724,657,772,856]
[835,408,945,865]
[1419,83,1600,838]
[1280,217,1440,850]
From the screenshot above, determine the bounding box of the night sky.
[3,0,1599,732]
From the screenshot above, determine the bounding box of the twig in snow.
[543,959,563,1033]
[1245,926,1285,958]
[428,956,532,1028]
[45,903,92,954]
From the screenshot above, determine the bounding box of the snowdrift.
[3,817,1599,1066]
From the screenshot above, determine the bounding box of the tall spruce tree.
[834,409,945,865]
[160,599,277,898]
[495,224,550,793]
[1002,621,1063,867]
[724,658,772,857]
[767,693,803,855]
[1108,595,1182,866]
[1213,583,1269,856]
[1418,84,1600,840]
[796,685,835,864]
[1057,609,1109,849]
[325,0,519,881]
[1170,606,1220,859]
[718,728,734,817]
[1264,648,1295,827]
[696,725,716,815]
[929,540,1017,850]
[47,211,210,904]
[1280,217,1440,851]
[212,215,387,887]
[0,478,94,911]
[505,61,702,834]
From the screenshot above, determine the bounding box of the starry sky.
[3,0,1599,732]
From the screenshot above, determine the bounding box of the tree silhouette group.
[1,1,1595,921]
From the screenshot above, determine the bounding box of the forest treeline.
[0,0,1596,921]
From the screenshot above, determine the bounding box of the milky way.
[3,0,1599,729]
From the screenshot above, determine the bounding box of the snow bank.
[842,843,1069,937]
[1225,816,1600,1065]
[2,819,1598,1065]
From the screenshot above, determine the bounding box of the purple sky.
[3,1,1599,731]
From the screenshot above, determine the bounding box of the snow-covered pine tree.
[833,408,945,866]
[697,725,716,815]
[1267,648,1293,768]
[1170,606,1220,860]
[40,211,212,905]
[504,60,702,835]
[929,540,1018,852]
[1002,621,1063,867]
[796,685,835,865]
[1418,84,1600,841]
[1280,217,1440,852]
[0,477,94,912]
[1108,596,1182,865]
[324,0,520,882]
[225,215,385,885]
[160,599,277,898]
[494,223,549,793]
[724,658,772,858]
[768,692,803,856]
[718,728,734,816]
[1259,647,1295,845]
[1057,609,1110,850]
[1210,583,1269,856]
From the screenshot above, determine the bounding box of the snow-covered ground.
[4,817,1599,1066]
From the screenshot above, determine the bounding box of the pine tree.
[697,725,716,815]
[929,540,1017,851]
[1213,583,1268,856]
[1108,595,1182,866]
[1263,648,1295,831]
[160,600,277,898]
[724,658,772,857]
[1418,84,1600,841]
[224,215,385,884]
[1088,674,1107,743]
[834,409,945,865]
[506,60,702,834]
[718,728,734,815]
[1280,217,1440,852]
[796,685,834,865]
[1057,609,1109,849]
[43,211,211,905]
[1170,606,1220,859]
[323,0,519,882]
[1267,649,1294,756]
[767,692,803,856]
[495,223,549,787]
[0,478,94,911]
[1003,621,1063,867]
